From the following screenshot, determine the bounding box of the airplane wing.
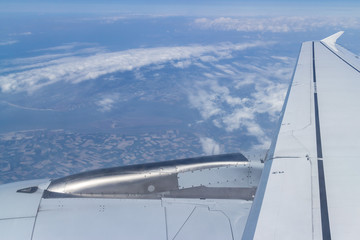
[1,32,359,239]
[243,32,360,240]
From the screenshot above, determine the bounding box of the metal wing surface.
[243,32,360,240]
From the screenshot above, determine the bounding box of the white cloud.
[271,56,293,63]
[193,62,208,69]
[96,94,119,112]
[251,81,288,120]
[134,70,146,81]
[0,45,105,75]
[199,55,218,62]
[188,56,294,149]
[194,17,360,32]
[33,42,99,53]
[100,16,127,24]
[0,40,18,46]
[188,88,223,119]
[199,137,221,155]
[1,100,56,111]
[172,59,192,69]
[0,41,269,93]
[9,32,32,36]
[222,108,255,132]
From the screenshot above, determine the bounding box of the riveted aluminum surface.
[178,162,262,188]
[45,153,262,200]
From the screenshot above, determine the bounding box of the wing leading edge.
[243,32,360,240]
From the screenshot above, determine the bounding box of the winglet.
[321,31,344,52]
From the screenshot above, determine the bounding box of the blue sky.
[1,0,360,16]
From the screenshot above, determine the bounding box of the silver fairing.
[45,153,262,200]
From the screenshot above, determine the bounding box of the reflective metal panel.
[46,153,262,200]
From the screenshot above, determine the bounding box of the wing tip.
[320,31,344,52]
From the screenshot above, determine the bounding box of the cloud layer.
[0,41,268,93]
[194,17,360,32]
[0,39,292,152]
